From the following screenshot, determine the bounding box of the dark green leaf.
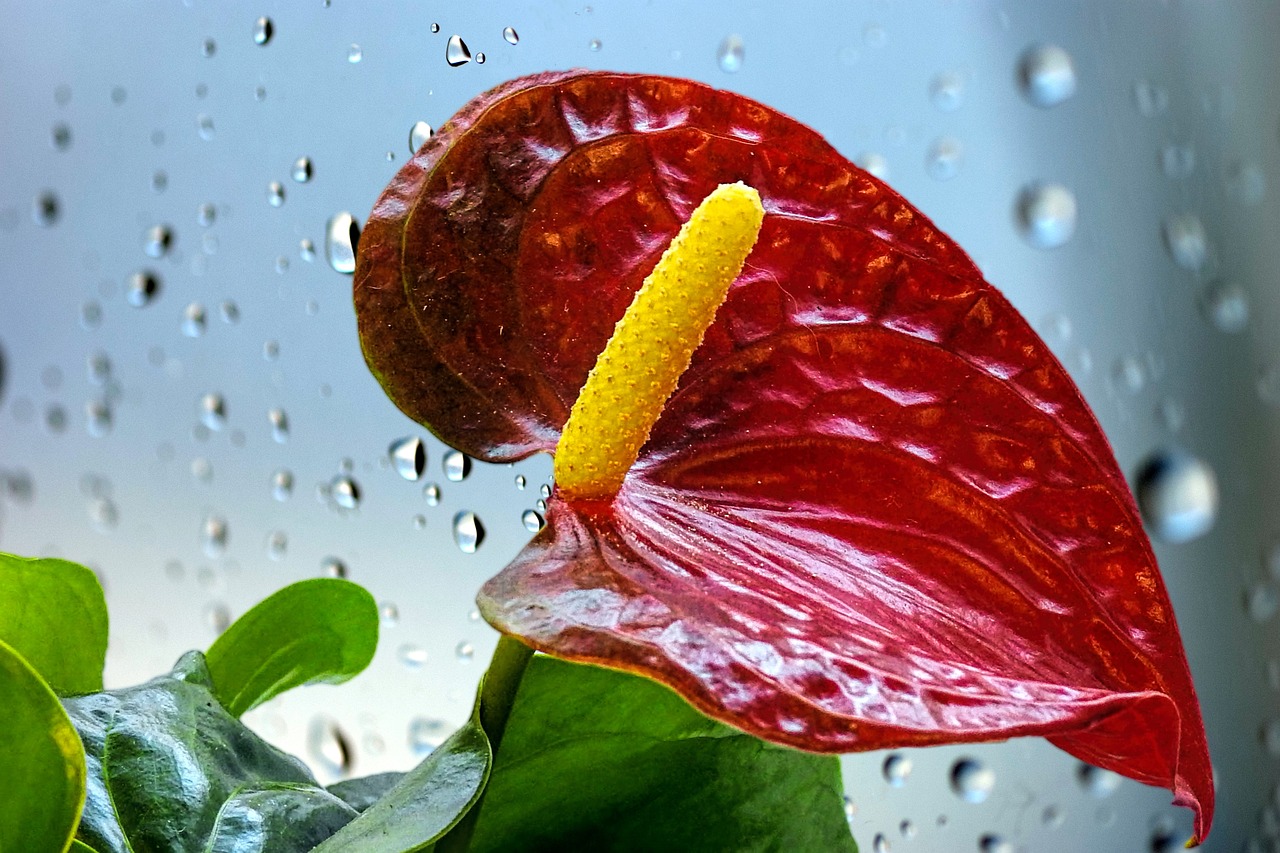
[205,783,357,853]
[0,552,107,695]
[327,773,406,813]
[313,704,490,853]
[0,638,86,853]
[468,657,857,853]
[205,578,378,717]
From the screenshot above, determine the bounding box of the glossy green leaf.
[313,703,491,853]
[69,841,100,852]
[468,656,857,853]
[0,552,107,695]
[327,773,406,813]
[205,578,378,717]
[64,651,356,853]
[0,638,86,853]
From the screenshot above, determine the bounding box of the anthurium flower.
[356,70,1213,842]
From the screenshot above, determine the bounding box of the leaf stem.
[435,634,534,853]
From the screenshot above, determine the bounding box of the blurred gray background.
[1,2,1277,850]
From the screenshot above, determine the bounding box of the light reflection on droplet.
[1135,450,1219,544]
[199,393,226,430]
[253,16,273,46]
[442,450,471,482]
[266,530,288,561]
[950,758,995,804]
[926,137,963,181]
[452,511,484,553]
[980,835,1014,853]
[717,35,743,73]
[390,436,426,480]
[882,753,912,787]
[455,641,475,662]
[380,602,399,627]
[268,407,288,442]
[522,509,545,532]
[271,469,293,501]
[929,71,965,112]
[423,483,441,505]
[182,302,207,337]
[126,270,161,307]
[291,156,314,183]
[1018,44,1077,107]
[325,212,359,274]
[1015,183,1077,249]
[1077,764,1122,797]
[398,644,429,669]
[1246,581,1279,624]
[143,224,173,258]
[202,514,229,557]
[347,44,362,63]
[330,475,361,510]
[321,557,347,578]
[409,121,433,153]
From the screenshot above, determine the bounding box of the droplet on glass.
[446,35,471,67]
[882,753,912,787]
[199,393,226,430]
[1262,719,1280,757]
[443,450,471,482]
[521,509,545,532]
[452,511,484,553]
[1160,143,1195,179]
[475,52,486,64]
[88,498,118,532]
[201,38,217,57]
[51,123,72,150]
[33,191,60,227]
[205,602,231,634]
[202,514,229,557]
[191,457,213,483]
[1110,354,1148,395]
[1161,213,1208,271]
[380,602,399,627]
[330,475,361,510]
[325,212,359,274]
[455,641,475,662]
[408,717,448,755]
[1132,80,1169,117]
[1226,160,1266,206]
[1015,183,1077,249]
[197,202,217,227]
[253,16,273,45]
[430,22,440,34]
[412,514,427,531]
[126,270,161,307]
[1200,279,1249,333]
[85,400,112,437]
[196,113,215,141]
[926,137,963,181]
[409,121,433,153]
[220,300,239,323]
[398,644,429,669]
[856,152,889,180]
[268,407,289,442]
[949,758,995,804]
[588,38,602,52]
[266,181,286,207]
[514,474,527,490]
[347,44,362,63]
[929,71,965,112]
[1246,581,1279,624]
[1018,44,1077,108]
[979,836,1014,853]
[1077,764,1122,797]
[898,820,915,840]
[1135,450,1219,544]
[271,469,293,501]
[143,225,173,258]
[390,436,426,480]
[87,352,111,385]
[871,834,890,853]
[321,557,347,578]
[503,26,519,45]
[423,483,441,505]
[717,35,744,73]
[307,717,352,777]
[290,156,314,183]
[266,530,288,561]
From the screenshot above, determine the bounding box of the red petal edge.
[355,70,1213,842]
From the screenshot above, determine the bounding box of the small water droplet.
[307,717,352,777]
[1077,763,1122,797]
[219,300,239,323]
[588,37,602,52]
[266,181,286,207]
[390,436,426,480]
[1110,354,1148,394]
[882,753,912,787]
[408,717,448,755]
[1018,44,1077,108]
[475,52,485,64]
[268,407,288,442]
[45,405,67,433]
[347,44,362,63]
[325,212,359,274]
[89,497,118,531]
[126,270,161,307]
[430,23,440,34]
[855,152,890,180]
[143,225,173,258]
[151,170,168,193]
[412,514,427,530]
[842,795,856,822]
[423,483,441,505]
[514,474,527,490]
[872,833,890,853]
[33,191,60,226]
[202,514,229,557]
[266,530,288,560]
[191,457,213,483]
[321,557,346,578]
[80,300,103,329]
[87,352,111,385]
[201,38,217,57]
[199,393,227,430]
[380,602,399,627]
[1200,279,1249,333]
[503,26,519,45]
[1226,160,1266,206]
[197,202,217,226]
[271,468,293,501]
[1160,142,1195,179]
[926,137,963,181]
[409,121,433,153]
[330,475,361,510]
[1135,450,1219,543]
[398,644,429,669]
[521,509,545,532]
[443,450,471,482]
[950,758,995,803]
[929,71,965,112]
[1246,581,1279,623]
[85,400,112,436]
[196,113,215,140]
[717,35,744,73]
[1015,183,1077,249]
[980,835,1014,853]
[539,483,552,499]
[51,123,72,150]
[253,16,273,45]
[205,602,231,634]
[446,35,471,66]
[290,156,314,183]
[1161,213,1209,271]
[452,511,484,553]
[263,340,280,361]
[455,641,475,662]
[1132,80,1169,117]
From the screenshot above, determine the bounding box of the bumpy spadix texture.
[354,71,1214,842]
[555,182,764,499]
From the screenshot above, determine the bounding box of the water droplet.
[882,753,912,786]
[1018,44,1077,108]
[266,181,286,207]
[88,497,118,531]
[475,52,486,64]
[390,437,426,480]
[45,405,67,433]
[503,26,519,45]
[455,641,475,662]
[443,450,471,482]
[201,38,217,57]
[126,270,162,307]
[445,35,470,66]
[1132,80,1169,117]
[307,717,352,777]
[197,202,217,226]
[205,602,231,634]
[412,514,427,530]
[452,511,484,553]
[143,225,173,258]
[926,137,963,181]
[539,483,552,499]
[325,212,359,274]
[408,717,448,755]
[842,795,856,822]
[1246,581,1279,623]
[1110,354,1148,394]
[202,514,229,557]
[588,38,602,52]
[253,16,273,45]
[1262,719,1280,756]
[266,530,288,560]
[347,44,362,63]
[33,191,60,227]
[151,170,168,193]
[288,156,315,184]
[51,123,72,150]
[717,35,744,73]
[87,352,111,385]
[979,835,1014,853]
[522,509,545,532]
[268,407,288,442]
[1077,763,1121,797]
[196,113,215,141]
[872,833,890,853]
[271,469,293,501]
[330,475,361,510]
[199,393,227,430]
[1226,160,1266,205]
[514,474,527,490]
[950,758,995,803]
[111,86,127,105]
[1160,142,1195,179]
[191,457,213,483]
[321,557,346,578]
[929,71,965,112]
[219,300,239,323]
[380,602,399,627]
[398,644,429,668]
[1161,213,1209,271]
[85,400,112,437]
[856,153,890,180]
[80,300,103,329]
[1200,279,1249,333]
[1135,450,1219,543]
[409,121,433,153]
[423,483,441,505]
[1015,183,1077,249]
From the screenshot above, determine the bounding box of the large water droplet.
[1018,44,1077,107]
[446,35,471,67]
[503,26,519,45]
[390,436,426,480]
[409,121,433,153]
[199,393,227,430]
[330,475,361,510]
[452,511,485,553]
[1077,764,1122,797]
[717,35,744,73]
[950,758,995,803]
[1135,450,1219,543]
[325,212,359,274]
[882,753,912,787]
[408,717,448,755]
[202,514,229,557]
[1200,279,1249,333]
[1016,183,1077,249]
[1162,213,1208,270]
[307,717,352,777]
[291,156,313,183]
[143,225,173,258]
[443,450,471,482]
[126,270,161,307]
[253,16,273,46]
[271,469,293,501]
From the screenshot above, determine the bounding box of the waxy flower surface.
[355,70,1213,841]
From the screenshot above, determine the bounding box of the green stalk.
[435,634,534,853]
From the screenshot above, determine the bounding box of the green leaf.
[468,657,858,853]
[327,773,406,813]
[70,841,100,853]
[205,578,378,717]
[64,651,356,853]
[0,552,108,695]
[313,703,491,853]
[0,638,86,853]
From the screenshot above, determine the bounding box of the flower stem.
[435,634,534,853]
